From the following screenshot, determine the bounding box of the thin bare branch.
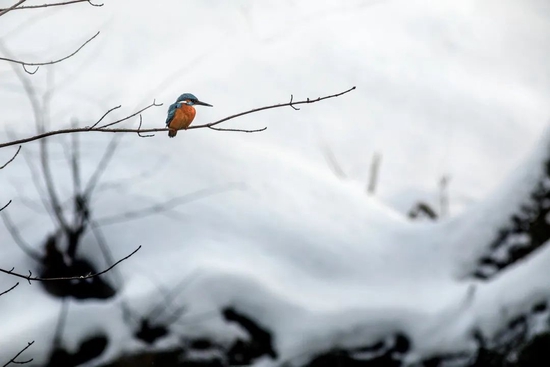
[0,0,26,17]
[96,183,245,226]
[0,146,21,169]
[322,144,347,179]
[0,0,102,12]
[0,32,100,74]
[289,94,300,110]
[52,300,69,349]
[98,99,163,129]
[0,201,11,212]
[70,121,81,223]
[39,68,71,233]
[1,210,43,262]
[148,271,199,324]
[94,155,167,195]
[0,87,356,148]
[137,115,154,137]
[1,42,69,231]
[207,126,267,133]
[0,246,140,284]
[87,105,122,129]
[18,143,57,223]
[195,86,356,130]
[0,282,19,297]
[83,135,122,197]
[89,220,124,286]
[367,152,382,195]
[2,341,34,367]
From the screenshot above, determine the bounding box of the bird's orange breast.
[169,105,196,130]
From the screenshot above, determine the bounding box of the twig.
[207,126,267,133]
[367,152,382,195]
[0,201,11,212]
[196,86,356,130]
[0,32,100,74]
[87,105,122,129]
[148,271,199,323]
[89,220,124,286]
[0,0,26,17]
[0,146,21,169]
[0,283,19,297]
[70,121,82,227]
[137,115,154,137]
[96,184,244,226]
[97,99,163,129]
[83,135,122,197]
[0,86,356,148]
[0,0,102,12]
[0,246,140,284]
[289,94,300,110]
[2,341,34,367]
[321,144,346,179]
[18,142,57,224]
[38,68,71,234]
[1,210,43,262]
[52,299,69,349]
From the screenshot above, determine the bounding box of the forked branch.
[2,341,34,367]
[0,246,140,284]
[0,86,356,149]
[0,32,100,74]
[0,0,102,13]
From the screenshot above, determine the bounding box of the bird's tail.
[168,129,177,138]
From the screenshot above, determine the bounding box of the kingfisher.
[165,93,213,137]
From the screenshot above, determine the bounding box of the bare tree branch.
[1,210,43,262]
[0,0,26,17]
[83,135,122,198]
[2,341,34,367]
[0,86,356,149]
[39,67,72,234]
[88,105,122,129]
[0,146,21,169]
[0,0,102,12]
[321,144,347,179]
[0,245,140,284]
[0,201,11,212]
[96,183,245,226]
[1,43,70,232]
[367,152,382,195]
[0,282,19,297]
[96,100,163,129]
[0,32,100,74]
[207,126,267,133]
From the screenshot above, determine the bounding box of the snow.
[1,0,550,365]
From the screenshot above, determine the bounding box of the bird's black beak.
[195,100,213,107]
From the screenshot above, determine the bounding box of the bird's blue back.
[165,102,179,126]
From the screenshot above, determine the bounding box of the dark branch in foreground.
[0,0,26,17]
[0,146,21,169]
[0,0,102,12]
[0,246,140,284]
[0,282,19,297]
[2,341,34,367]
[0,32,100,74]
[0,201,11,212]
[0,86,356,149]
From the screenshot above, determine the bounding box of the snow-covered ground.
[1,0,550,365]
